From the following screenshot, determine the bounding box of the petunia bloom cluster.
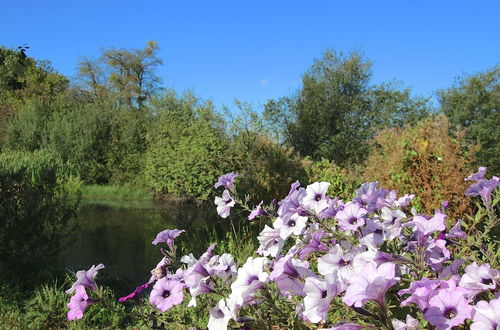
[66,168,499,329]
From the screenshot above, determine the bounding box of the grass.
[81,185,153,200]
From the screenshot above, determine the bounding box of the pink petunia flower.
[214,172,239,189]
[152,229,185,248]
[149,278,184,312]
[118,282,150,302]
[471,298,500,330]
[336,202,367,231]
[66,264,105,294]
[423,279,473,330]
[67,285,95,320]
[342,262,399,308]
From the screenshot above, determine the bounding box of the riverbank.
[80,184,153,200]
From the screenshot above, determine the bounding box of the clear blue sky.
[1,0,499,109]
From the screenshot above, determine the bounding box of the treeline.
[0,43,498,211]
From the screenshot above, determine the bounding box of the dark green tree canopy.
[265,49,429,166]
[438,66,499,174]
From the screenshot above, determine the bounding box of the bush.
[363,115,475,220]
[229,134,308,203]
[144,91,229,200]
[304,158,361,201]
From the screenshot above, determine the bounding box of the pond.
[57,198,222,295]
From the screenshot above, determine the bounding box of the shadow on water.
[59,198,223,295]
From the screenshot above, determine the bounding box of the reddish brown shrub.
[363,115,476,220]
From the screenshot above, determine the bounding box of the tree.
[0,46,68,147]
[144,90,229,200]
[438,66,499,175]
[265,49,429,166]
[78,41,163,108]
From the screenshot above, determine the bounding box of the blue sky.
[1,1,499,110]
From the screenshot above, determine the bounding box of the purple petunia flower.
[269,254,315,296]
[336,202,367,231]
[386,190,414,210]
[466,177,500,207]
[278,181,307,219]
[318,197,343,219]
[303,272,343,323]
[409,209,447,236]
[399,277,443,311]
[149,278,184,312]
[273,213,308,239]
[298,229,329,259]
[208,298,234,330]
[465,167,488,181]
[459,262,498,295]
[230,257,269,306]
[353,182,389,212]
[118,282,150,302]
[215,189,235,218]
[66,264,105,294]
[257,225,284,257]
[248,201,267,221]
[342,262,399,308]
[447,219,467,240]
[471,298,500,330]
[423,279,473,330]
[392,315,419,330]
[67,285,95,320]
[424,238,451,272]
[214,172,239,189]
[465,167,500,207]
[302,182,331,214]
[152,229,185,248]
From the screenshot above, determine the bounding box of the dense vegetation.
[0,42,498,327]
[1,44,497,203]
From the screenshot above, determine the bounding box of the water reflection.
[59,198,220,294]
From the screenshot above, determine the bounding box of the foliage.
[304,158,361,201]
[265,49,430,166]
[77,41,162,108]
[61,169,499,329]
[230,135,308,203]
[0,149,80,282]
[363,114,475,219]
[438,66,500,175]
[0,279,127,329]
[144,91,229,200]
[0,46,68,106]
[105,107,149,185]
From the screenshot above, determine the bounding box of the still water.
[58,198,221,294]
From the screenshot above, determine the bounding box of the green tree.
[144,90,229,200]
[265,49,429,166]
[0,46,68,147]
[438,66,499,175]
[77,41,162,108]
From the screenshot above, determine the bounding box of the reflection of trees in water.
[0,163,79,289]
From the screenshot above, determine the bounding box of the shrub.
[229,134,308,203]
[144,91,229,200]
[363,115,475,220]
[304,158,361,200]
